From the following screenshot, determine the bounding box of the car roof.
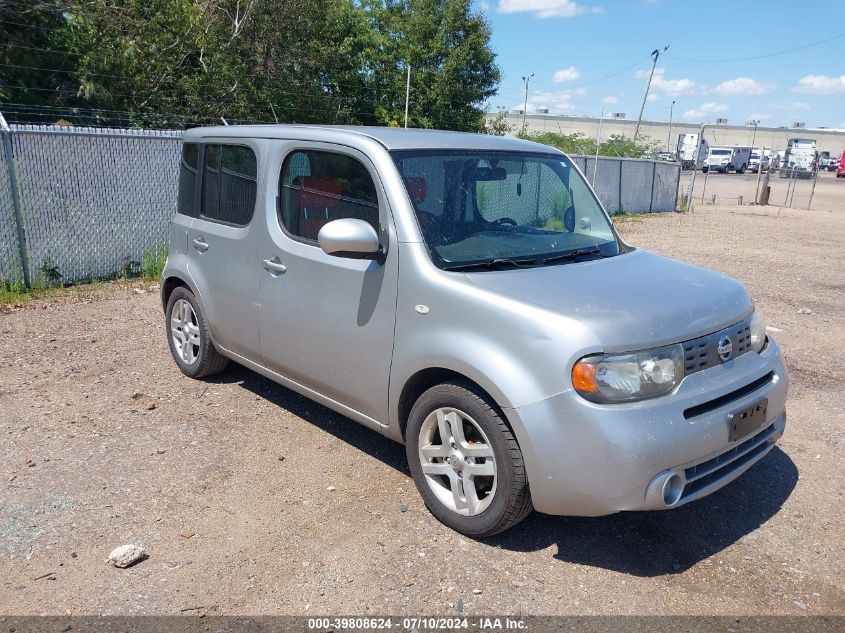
[182,124,561,154]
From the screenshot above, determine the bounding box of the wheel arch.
[396,367,513,442]
[161,275,190,312]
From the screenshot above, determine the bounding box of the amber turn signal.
[571,361,598,393]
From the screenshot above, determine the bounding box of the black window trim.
[197,142,259,229]
[276,145,388,252]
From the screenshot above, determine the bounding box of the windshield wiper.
[541,248,605,265]
[443,257,539,272]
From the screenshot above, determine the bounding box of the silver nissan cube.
[161,125,788,537]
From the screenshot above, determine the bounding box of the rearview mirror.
[469,166,507,181]
[318,218,384,263]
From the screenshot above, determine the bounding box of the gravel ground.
[1,204,843,616]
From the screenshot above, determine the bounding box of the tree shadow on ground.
[210,364,798,578]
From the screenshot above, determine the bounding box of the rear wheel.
[165,286,228,378]
[737,163,747,174]
[406,380,532,537]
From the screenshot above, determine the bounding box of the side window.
[279,150,379,243]
[200,144,257,226]
[177,143,199,217]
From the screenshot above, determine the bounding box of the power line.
[0,42,84,57]
[670,32,845,63]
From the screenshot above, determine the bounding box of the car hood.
[462,249,753,352]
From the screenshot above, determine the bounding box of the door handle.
[263,257,287,275]
[192,237,209,253]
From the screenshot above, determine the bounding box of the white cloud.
[646,93,660,102]
[512,90,580,114]
[792,74,845,95]
[682,102,729,120]
[714,77,776,96]
[602,95,619,104]
[497,0,603,18]
[553,66,581,83]
[780,101,811,111]
[635,67,698,96]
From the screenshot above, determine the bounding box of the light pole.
[667,99,676,152]
[521,73,534,133]
[404,63,411,129]
[749,119,759,150]
[634,45,668,139]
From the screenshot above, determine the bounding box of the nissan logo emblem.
[717,335,733,362]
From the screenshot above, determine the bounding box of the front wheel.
[406,380,532,537]
[165,286,229,378]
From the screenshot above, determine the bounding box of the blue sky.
[480,0,845,128]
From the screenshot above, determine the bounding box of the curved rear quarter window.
[177,143,199,217]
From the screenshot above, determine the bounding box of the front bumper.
[504,339,788,516]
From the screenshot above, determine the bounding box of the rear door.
[187,141,262,360]
[257,142,398,425]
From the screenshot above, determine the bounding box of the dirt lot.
[1,203,843,616]
[679,169,844,211]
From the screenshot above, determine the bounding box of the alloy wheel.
[170,298,201,365]
[417,407,497,516]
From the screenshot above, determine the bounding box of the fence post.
[649,161,656,212]
[618,161,623,214]
[0,114,31,288]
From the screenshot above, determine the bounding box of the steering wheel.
[492,217,518,227]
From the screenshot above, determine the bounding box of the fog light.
[663,474,684,506]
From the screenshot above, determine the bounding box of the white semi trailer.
[676,133,709,170]
[783,138,817,170]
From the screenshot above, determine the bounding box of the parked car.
[838,151,845,178]
[703,146,751,173]
[748,149,770,173]
[161,126,788,537]
[824,157,839,172]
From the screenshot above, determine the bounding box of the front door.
[187,141,261,360]
[258,143,398,425]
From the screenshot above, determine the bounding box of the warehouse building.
[491,111,845,158]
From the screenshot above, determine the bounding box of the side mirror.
[318,218,384,263]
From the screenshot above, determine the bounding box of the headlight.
[749,311,767,352]
[572,344,685,403]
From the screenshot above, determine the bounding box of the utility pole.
[634,46,668,140]
[592,106,605,185]
[667,99,676,152]
[404,63,411,129]
[521,73,534,134]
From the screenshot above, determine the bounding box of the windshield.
[391,150,621,270]
[710,149,732,156]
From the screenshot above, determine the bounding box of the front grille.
[682,318,753,375]
[683,371,774,419]
[681,423,777,500]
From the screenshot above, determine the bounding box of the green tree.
[362,0,500,131]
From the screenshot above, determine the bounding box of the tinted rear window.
[201,144,257,226]
[177,143,199,217]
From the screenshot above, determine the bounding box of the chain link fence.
[572,156,680,215]
[0,124,680,284]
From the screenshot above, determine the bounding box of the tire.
[738,163,746,174]
[405,380,532,537]
[165,286,229,378]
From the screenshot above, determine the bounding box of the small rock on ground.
[108,544,146,568]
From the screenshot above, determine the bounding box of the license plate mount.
[729,398,768,442]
